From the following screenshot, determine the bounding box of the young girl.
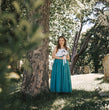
[50,36,72,93]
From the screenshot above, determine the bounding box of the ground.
[71,73,109,91]
[2,73,109,110]
[49,73,109,91]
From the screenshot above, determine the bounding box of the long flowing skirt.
[50,57,72,93]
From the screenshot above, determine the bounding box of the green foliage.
[0,0,45,109]
[77,24,109,73]
[50,0,108,73]
[76,1,109,73]
[49,0,96,70]
[0,0,45,72]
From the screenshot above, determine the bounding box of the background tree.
[49,0,95,73]
[75,0,109,73]
[49,0,109,74]
[77,22,109,73]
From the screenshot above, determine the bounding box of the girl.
[50,36,72,93]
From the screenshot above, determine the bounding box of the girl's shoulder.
[53,46,58,52]
[55,46,57,50]
[55,46,57,48]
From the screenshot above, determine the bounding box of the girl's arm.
[66,48,70,61]
[52,46,63,60]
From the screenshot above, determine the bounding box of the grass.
[1,73,109,110]
[1,89,109,110]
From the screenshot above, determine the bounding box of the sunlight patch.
[0,88,2,93]
[51,98,66,110]
[5,72,20,79]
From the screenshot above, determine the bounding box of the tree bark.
[70,22,83,74]
[70,24,97,74]
[21,0,50,96]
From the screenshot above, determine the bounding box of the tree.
[75,1,109,73]
[70,0,109,74]
[21,0,50,96]
[49,0,109,74]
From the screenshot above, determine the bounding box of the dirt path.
[71,73,109,91]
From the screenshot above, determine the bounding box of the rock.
[103,54,109,81]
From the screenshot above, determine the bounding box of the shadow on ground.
[1,89,109,110]
[95,76,109,84]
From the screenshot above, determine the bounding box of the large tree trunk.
[21,0,50,96]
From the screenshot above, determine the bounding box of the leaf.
[12,1,21,13]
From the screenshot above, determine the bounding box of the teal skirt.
[50,56,72,93]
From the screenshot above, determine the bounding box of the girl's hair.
[56,36,68,52]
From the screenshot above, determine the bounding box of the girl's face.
[59,38,65,46]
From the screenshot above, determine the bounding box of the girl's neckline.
[59,48,65,49]
[56,46,65,49]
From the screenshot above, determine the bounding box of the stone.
[103,54,109,81]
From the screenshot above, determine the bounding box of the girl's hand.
[61,55,70,60]
[61,57,64,59]
[61,55,69,60]
[66,55,70,60]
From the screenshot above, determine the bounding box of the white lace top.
[55,48,68,56]
[55,48,69,65]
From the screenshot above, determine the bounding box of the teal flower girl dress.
[50,48,72,93]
